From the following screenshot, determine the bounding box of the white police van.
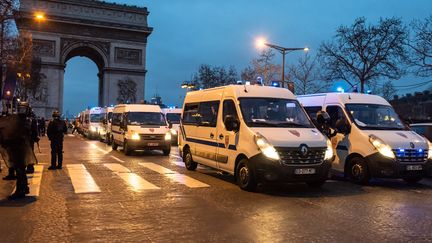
[98,106,113,143]
[82,107,103,139]
[162,108,182,145]
[179,85,333,191]
[298,93,432,184]
[111,104,171,156]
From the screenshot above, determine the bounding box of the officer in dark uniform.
[26,110,39,174]
[47,111,67,170]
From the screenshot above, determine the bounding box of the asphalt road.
[0,134,431,242]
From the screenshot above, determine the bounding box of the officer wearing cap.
[47,110,67,170]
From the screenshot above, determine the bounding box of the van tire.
[112,141,118,150]
[162,147,171,156]
[347,157,370,185]
[236,159,257,192]
[183,149,197,171]
[403,176,423,184]
[124,141,132,156]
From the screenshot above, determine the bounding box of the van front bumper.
[250,153,331,183]
[366,153,432,178]
[127,139,171,150]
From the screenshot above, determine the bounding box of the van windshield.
[346,104,406,130]
[239,98,314,128]
[127,112,166,126]
[90,114,102,123]
[166,113,181,124]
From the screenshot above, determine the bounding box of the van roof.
[297,92,390,107]
[113,104,162,113]
[185,85,296,103]
[162,108,182,114]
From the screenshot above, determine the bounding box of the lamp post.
[256,38,309,89]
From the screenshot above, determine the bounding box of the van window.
[239,98,313,128]
[198,101,220,127]
[346,104,405,130]
[303,106,322,120]
[91,113,102,123]
[126,112,166,126]
[223,100,239,121]
[166,113,181,124]
[84,114,89,123]
[326,106,346,128]
[183,103,199,125]
[107,112,113,122]
[112,113,122,126]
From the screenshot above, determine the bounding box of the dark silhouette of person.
[47,111,67,170]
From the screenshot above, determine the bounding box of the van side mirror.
[102,119,107,125]
[168,122,173,129]
[335,118,351,135]
[316,111,330,126]
[224,115,240,133]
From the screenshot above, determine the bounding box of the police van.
[98,106,113,143]
[162,108,182,145]
[81,107,103,139]
[179,85,333,191]
[298,93,432,184]
[111,104,171,156]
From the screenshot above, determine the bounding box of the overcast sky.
[63,0,432,116]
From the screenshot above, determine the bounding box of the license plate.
[406,165,422,171]
[147,143,159,146]
[294,168,316,175]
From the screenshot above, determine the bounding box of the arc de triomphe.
[16,0,153,117]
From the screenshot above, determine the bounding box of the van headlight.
[324,139,334,160]
[131,133,140,140]
[170,129,177,135]
[165,132,172,141]
[90,126,97,132]
[369,135,395,159]
[428,140,432,160]
[255,134,280,160]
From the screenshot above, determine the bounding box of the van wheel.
[162,147,171,156]
[306,179,326,188]
[403,176,423,184]
[183,149,197,171]
[348,157,370,185]
[112,141,118,150]
[124,141,132,155]
[236,159,257,192]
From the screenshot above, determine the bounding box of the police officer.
[47,111,67,170]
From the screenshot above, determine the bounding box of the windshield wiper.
[248,121,280,127]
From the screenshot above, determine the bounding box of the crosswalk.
[14,160,211,197]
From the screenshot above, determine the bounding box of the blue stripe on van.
[185,138,237,151]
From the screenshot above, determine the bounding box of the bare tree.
[9,31,33,101]
[408,16,432,77]
[319,17,408,93]
[117,77,137,104]
[242,49,281,85]
[287,53,329,95]
[192,64,238,89]
[380,80,397,101]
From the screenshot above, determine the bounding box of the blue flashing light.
[366,90,372,94]
[271,81,280,87]
[399,149,405,152]
[419,149,423,153]
[336,87,344,93]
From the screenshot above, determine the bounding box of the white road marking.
[87,142,110,154]
[172,161,185,168]
[66,164,101,193]
[138,163,209,188]
[104,163,160,191]
[110,155,125,163]
[13,165,44,197]
[170,154,183,160]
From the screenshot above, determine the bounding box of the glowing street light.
[254,37,309,89]
[34,12,46,21]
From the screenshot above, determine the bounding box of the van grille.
[275,147,326,165]
[140,134,164,140]
[393,149,428,163]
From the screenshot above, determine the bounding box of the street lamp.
[256,37,309,89]
[34,12,46,22]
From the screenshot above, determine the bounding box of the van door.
[326,105,350,172]
[216,99,240,172]
[181,103,199,156]
[193,101,220,167]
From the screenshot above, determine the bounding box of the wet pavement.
[0,134,432,242]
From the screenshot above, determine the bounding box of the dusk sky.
[63,0,432,116]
